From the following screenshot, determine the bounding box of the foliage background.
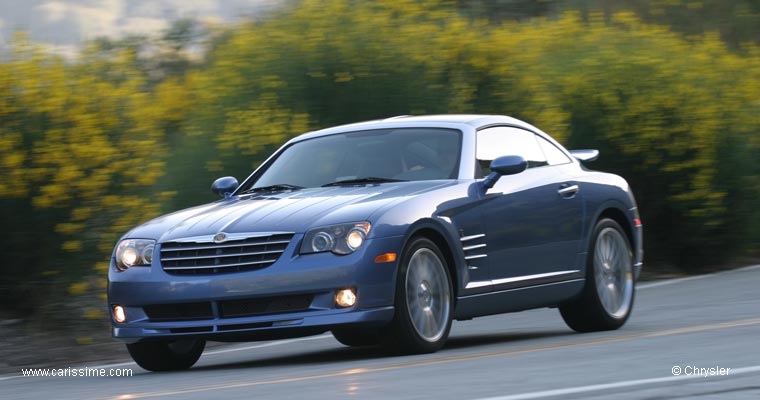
[0,0,758,332]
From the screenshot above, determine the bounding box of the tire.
[126,339,205,371]
[560,218,635,332]
[381,237,453,354]
[331,327,381,347]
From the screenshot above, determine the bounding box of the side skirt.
[454,279,584,320]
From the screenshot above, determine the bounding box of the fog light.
[335,289,357,308]
[113,305,126,323]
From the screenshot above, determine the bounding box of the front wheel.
[381,237,453,354]
[126,339,205,371]
[560,218,635,332]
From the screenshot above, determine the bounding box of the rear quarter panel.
[575,168,642,273]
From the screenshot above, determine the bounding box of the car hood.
[126,181,454,242]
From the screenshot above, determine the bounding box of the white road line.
[638,264,760,290]
[637,274,718,290]
[471,365,760,400]
[202,334,332,356]
[0,334,333,381]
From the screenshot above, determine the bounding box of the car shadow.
[190,330,572,372]
[444,330,570,350]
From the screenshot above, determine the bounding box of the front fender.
[399,218,467,296]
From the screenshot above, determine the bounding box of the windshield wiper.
[241,184,304,194]
[321,177,406,187]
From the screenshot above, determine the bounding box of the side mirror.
[569,149,599,162]
[481,155,527,189]
[211,176,239,198]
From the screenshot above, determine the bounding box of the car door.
[476,126,583,289]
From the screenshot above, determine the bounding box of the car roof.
[291,114,539,143]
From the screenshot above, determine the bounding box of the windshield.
[245,128,462,190]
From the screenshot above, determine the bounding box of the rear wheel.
[331,327,381,347]
[382,237,452,354]
[126,339,205,371]
[560,218,635,332]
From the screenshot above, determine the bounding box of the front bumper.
[111,306,395,343]
[108,234,403,343]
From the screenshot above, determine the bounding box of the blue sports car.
[108,115,643,371]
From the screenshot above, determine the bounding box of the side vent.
[460,233,487,270]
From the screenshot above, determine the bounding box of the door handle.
[557,184,579,197]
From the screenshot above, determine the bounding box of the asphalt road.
[3,265,760,400]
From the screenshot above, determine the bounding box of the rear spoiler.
[569,149,599,162]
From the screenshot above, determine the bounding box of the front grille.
[169,326,214,334]
[144,302,213,322]
[218,294,314,318]
[160,233,293,275]
[142,294,316,323]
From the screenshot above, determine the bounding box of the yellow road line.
[99,317,760,400]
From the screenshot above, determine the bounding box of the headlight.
[300,222,371,255]
[114,239,155,271]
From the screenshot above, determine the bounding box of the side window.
[536,136,572,165]
[476,127,547,176]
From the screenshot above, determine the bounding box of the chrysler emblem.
[213,232,227,243]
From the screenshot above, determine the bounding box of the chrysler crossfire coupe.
[108,115,643,371]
